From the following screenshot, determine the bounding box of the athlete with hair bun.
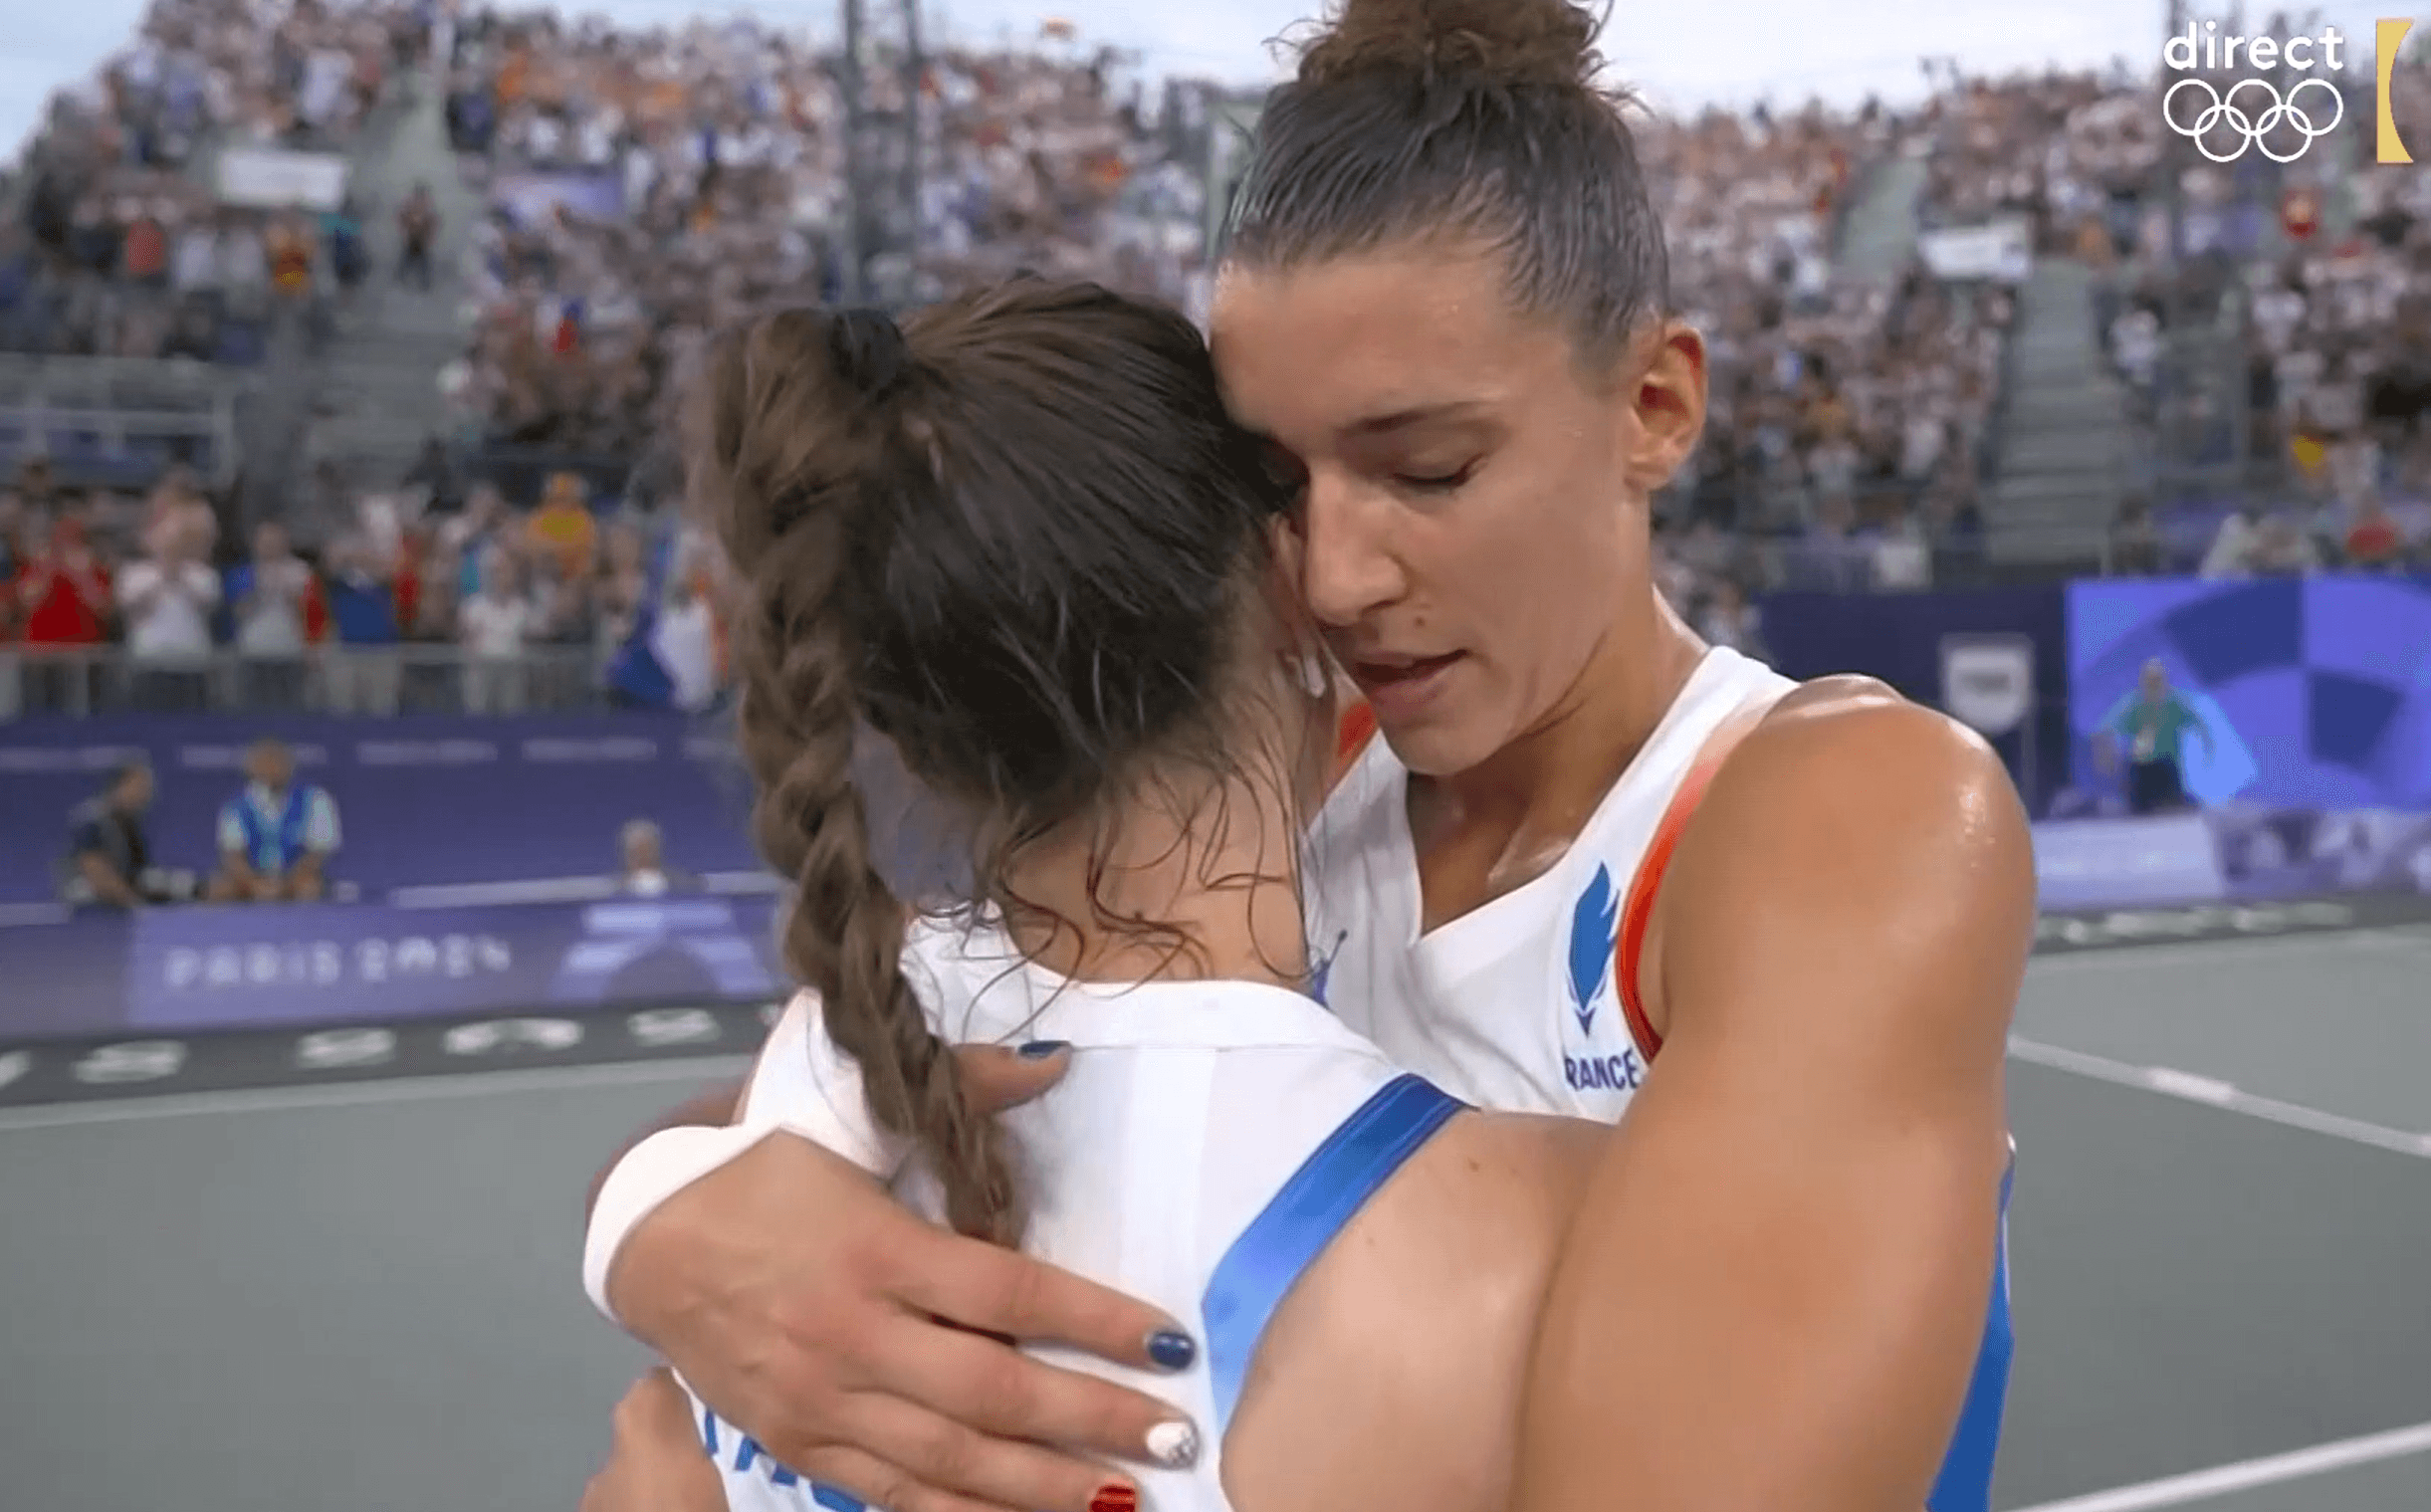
[579,4,2033,1512]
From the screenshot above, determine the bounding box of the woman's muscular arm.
[1514,687,2033,1512]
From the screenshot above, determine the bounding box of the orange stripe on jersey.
[1614,699,1776,1062]
[1330,700,1380,790]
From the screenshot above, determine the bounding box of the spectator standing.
[526,471,597,578]
[398,181,439,289]
[208,739,342,903]
[18,516,114,712]
[120,200,170,288]
[63,761,168,910]
[459,544,531,713]
[268,214,315,305]
[2199,505,2262,578]
[2344,500,2405,569]
[324,535,402,715]
[226,521,314,708]
[116,513,219,710]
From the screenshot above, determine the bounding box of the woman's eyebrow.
[1344,400,1493,437]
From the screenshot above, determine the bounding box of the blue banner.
[2068,574,2431,810]
[1,895,783,1041]
[0,712,762,905]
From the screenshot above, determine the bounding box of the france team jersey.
[1302,645,2015,1512]
[682,917,1465,1512]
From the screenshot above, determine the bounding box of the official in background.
[2099,659,2215,815]
[616,820,701,898]
[62,761,180,910]
[207,739,343,903]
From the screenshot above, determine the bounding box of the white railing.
[0,644,643,721]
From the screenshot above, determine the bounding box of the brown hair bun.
[1295,0,1603,92]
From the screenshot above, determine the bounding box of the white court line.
[0,1054,753,1133]
[2008,1037,2431,1161]
[2027,927,2431,975]
[2007,1417,2431,1512]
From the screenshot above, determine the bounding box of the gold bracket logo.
[2381,18,2417,164]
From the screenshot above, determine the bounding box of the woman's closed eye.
[1395,460,1479,495]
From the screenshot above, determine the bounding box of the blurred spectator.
[403,437,464,515]
[143,468,219,560]
[1694,577,1771,662]
[398,182,439,289]
[324,534,402,715]
[2250,517,2320,576]
[2343,500,2405,570]
[459,544,532,713]
[226,522,313,707]
[62,760,171,910]
[208,739,341,903]
[526,471,598,578]
[616,819,700,897]
[2199,505,2261,578]
[116,514,216,709]
[2110,498,2164,576]
[18,515,114,709]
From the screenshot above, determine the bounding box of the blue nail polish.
[1146,1330,1197,1371]
[1017,1040,1070,1060]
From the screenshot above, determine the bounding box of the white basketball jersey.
[682,916,1465,1512]
[1303,646,1795,1119]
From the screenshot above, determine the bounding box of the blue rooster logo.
[1568,865,1619,1036]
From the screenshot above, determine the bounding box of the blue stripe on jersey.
[1927,1158,2017,1512]
[1201,1073,1466,1432]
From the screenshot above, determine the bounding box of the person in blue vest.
[206,739,343,903]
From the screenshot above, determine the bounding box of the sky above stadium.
[5,0,2417,163]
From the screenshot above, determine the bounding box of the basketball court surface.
[3,922,2429,1512]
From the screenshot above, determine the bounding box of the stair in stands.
[1984,258,2132,571]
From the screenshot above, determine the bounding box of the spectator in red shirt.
[2344,500,2404,569]
[17,514,113,713]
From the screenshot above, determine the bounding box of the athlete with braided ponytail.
[583,3,2033,1511]
[652,283,1607,1512]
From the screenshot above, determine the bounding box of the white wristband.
[583,1123,781,1322]
[582,993,914,1327]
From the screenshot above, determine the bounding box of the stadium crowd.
[432,11,1208,455]
[3,0,2426,703]
[2,0,439,365]
[0,454,730,718]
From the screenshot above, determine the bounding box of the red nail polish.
[1090,1485,1139,1512]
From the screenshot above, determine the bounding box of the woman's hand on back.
[605,1046,1203,1512]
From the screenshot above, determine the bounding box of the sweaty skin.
[1510,681,2029,1512]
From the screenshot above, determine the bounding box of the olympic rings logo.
[2162,77,2346,162]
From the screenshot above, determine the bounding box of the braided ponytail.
[692,307,1021,1244]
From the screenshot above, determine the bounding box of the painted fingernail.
[1017,1040,1070,1060]
[1145,1418,1200,1470]
[1144,1328,1196,1371]
[1090,1485,1139,1512]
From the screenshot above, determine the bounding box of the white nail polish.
[1145,1418,1200,1470]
